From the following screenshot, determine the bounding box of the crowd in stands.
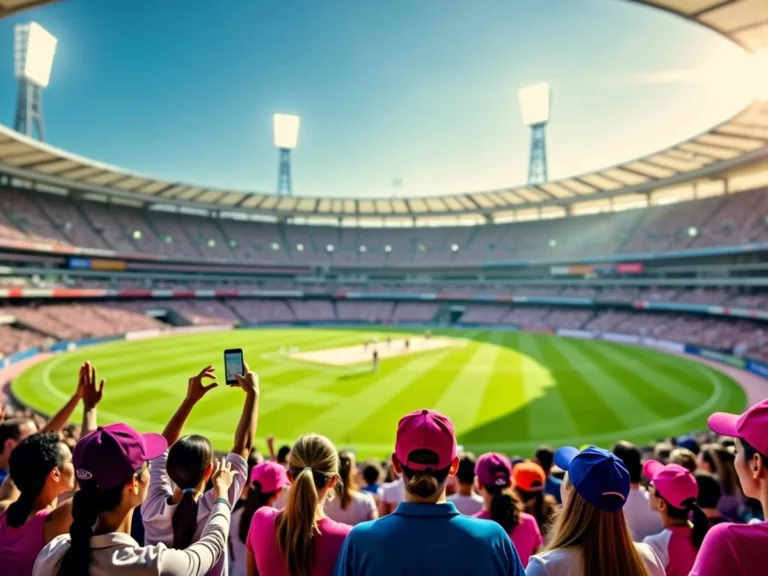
[1,186,768,266]
[0,354,766,575]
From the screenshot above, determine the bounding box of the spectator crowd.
[0,357,765,575]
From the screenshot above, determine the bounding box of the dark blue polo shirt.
[333,501,524,576]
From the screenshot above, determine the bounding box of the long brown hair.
[276,434,339,576]
[701,444,741,497]
[485,484,522,534]
[546,477,649,576]
[337,450,357,510]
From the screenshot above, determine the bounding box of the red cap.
[475,453,512,488]
[644,460,698,509]
[250,461,291,493]
[395,409,456,471]
[709,399,768,456]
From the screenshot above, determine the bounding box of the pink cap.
[643,460,698,509]
[395,409,456,471]
[709,399,768,456]
[250,461,290,493]
[475,453,512,488]
[74,423,167,490]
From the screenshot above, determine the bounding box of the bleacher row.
[1,186,767,264]
[0,300,766,363]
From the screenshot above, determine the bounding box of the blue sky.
[0,0,753,197]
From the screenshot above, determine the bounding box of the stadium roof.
[0,0,54,19]
[0,0,766,220]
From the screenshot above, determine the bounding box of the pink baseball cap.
[74,423,167,490]
[395,409,457,471]
[644,460,698,509]
[709,399,768,456]
[250,461,290,493]
[475,452,512,488]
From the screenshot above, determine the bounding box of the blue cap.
[554,445,630,512]
[677,435,698,453]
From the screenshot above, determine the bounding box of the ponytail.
[489,486,522,535]
[338,451,356,510]
[58,484,122,576]
[686,499,711,549]
[239,481,276,543]
[277,468,322,576]
[172,490,199,549]
[6,490,38,528]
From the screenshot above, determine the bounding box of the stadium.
[0,0,765,460]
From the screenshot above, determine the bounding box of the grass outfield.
[11,327,746,458]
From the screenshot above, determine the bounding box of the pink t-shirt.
[690,521,768,576]
[246,506,352,576]
[473,509,543,567]
[643,525,697,576]
[0,508,50,576]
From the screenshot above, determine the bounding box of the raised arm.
[266,435,277,462]
[80,362,105,435]
[162,366,218,446]
[40,362,91,433]
[232,362,259,458]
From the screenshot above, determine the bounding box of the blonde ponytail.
[276,434,339,576]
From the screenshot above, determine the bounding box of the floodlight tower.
[273,113,300,196]
[14,22,57,142]
[518,82,551,185]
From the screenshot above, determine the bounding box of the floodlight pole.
[14,77,45,141]
[277,148,292,196]
[527,122,547,185]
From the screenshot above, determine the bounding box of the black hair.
[239,480,277,543]
[57,466,144,576]
[399,450,450,498]
[485,484,521,535]
[361,461,381,486]
[456,452,477,485]
[612,441,642,484]
[338,450,357,510]
[0,418,34,454]
[694,470,722,509]
[741,437,768,468]
[277,445,291,464]
[166,435,213,549]
[7,432,64,527]
[654,488,710,549]
[534,446,555,473]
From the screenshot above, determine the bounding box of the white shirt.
[448,492,485,516]
[33,500,231,576]
[525,542,665,576]
[141,450,247,576]
[229,508,247,576]
[324,491,377,525]
[378,478,405,506]
[623,486,663,541]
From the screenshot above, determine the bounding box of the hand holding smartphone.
[224,348,244,385]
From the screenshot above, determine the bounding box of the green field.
[11,328,746,458]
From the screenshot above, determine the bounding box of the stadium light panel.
[164,235,173,244]
[385,244,392,253]
[14,23,57,88]
[360,245,367,253]
[688,227,698,237]
[518,82,550,126]
[133,230,142,240]
[208,239,216,247]
[296,243,304,251]
[273,114,300,149]
[326,244,334,252]
[271,242,280,251]
[451,244,459,252]
[549,238,557,247]
[229,240,238,248]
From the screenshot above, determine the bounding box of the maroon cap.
[395,409,456,471]
[709,399,768,457]
[250,461,291,493]
[475,452,512,488]
[73,423,167,490]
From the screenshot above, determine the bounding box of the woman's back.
[246,507,351,576]
[324,491,376,526]
[526,543,664,576]
[0,508,49,576]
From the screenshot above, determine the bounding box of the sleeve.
[155,500,231,576]
[141,450,172,521]
[332,531,355,576]
[689,524,738,576]
[203,453,248,510]
[524,557,547,576]
[641,531,669,569]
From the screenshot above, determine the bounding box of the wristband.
[214,497,230,508]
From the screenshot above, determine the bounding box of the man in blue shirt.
[333,409,524,576]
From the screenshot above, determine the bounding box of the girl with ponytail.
[642,460,711,576]
[246,434,352,576]
[325,450,377,526]
[472,454,542,568]
[32,423,241,576]
[141,364,259,576]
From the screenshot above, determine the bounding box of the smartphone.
[224,348,244,385]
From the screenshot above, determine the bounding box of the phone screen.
[224,350,244,384]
